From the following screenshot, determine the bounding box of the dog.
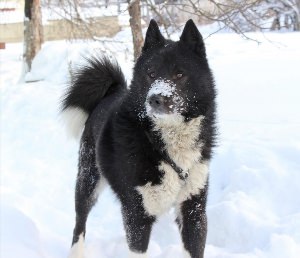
[62,19,216,258]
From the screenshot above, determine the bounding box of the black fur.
[179,185,208,258]
[63,19,217,258]
[62,56,127,114]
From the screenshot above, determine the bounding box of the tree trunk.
[295,0,300,31]
[270,10,280,31]
[127,0,144,61]
[24,0,44,72]
[296,0,300,14]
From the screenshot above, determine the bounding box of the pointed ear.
[142,19,165,52]
[179,19,206,57]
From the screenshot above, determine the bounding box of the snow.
[145,79,185,118]
[1,28,300,258]
[148,79,176,98]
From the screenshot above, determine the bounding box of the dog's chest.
[136,116,208,217]
[136,161,208,216]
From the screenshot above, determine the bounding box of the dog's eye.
[176,73,183,79]
[149,72,156,78]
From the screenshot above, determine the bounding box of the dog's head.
[130,19,215,124]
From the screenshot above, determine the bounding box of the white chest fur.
[136,115,209,217]
[154,115,204,171]
[137,161,208,217]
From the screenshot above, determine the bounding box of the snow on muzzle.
[145,79,184,117]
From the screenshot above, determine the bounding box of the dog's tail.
[61,56,126,139]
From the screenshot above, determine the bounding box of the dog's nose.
[148,94,165,109]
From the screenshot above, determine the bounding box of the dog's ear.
[179,19,206,57]
[142,19,165,52]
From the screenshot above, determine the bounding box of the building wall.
[0,16,120,43]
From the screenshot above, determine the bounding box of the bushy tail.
[61,56,126,139]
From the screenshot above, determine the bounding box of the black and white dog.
[62,19,216,258]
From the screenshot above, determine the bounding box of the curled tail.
[61,56,126,139]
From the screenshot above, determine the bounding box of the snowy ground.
[1,28,300,258]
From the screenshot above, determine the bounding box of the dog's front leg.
[177,188,208,258]
[121,194,155,258]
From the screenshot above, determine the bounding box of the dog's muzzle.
[147,94,175,114]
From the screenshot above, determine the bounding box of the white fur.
[128,250,148,258]
[68,233,84,258]
[177,161,209,204]
[137,161,183,216]
[153,115,204,171]
[137,115,209,216]
[61,107,88,139]
[137,161,209,216]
